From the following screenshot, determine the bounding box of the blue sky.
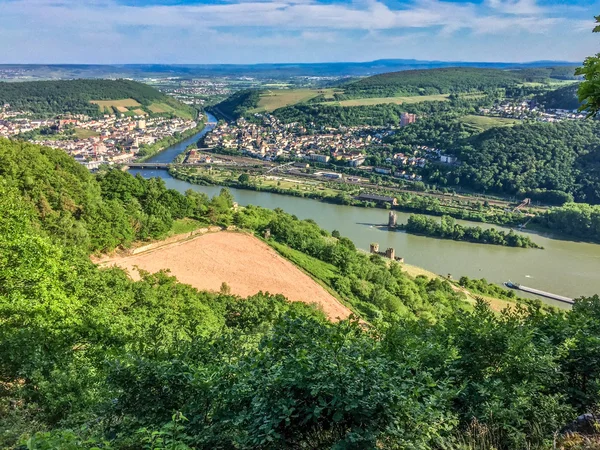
[1,0,598,64]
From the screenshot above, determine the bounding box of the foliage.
[428,121,600,204]
[341,67,528,98]
[536,202,600,242]
[0,79,193,118]
[213,89,261,119]
[401,214,541,248]
[535,83,581,110]
[0,138,232,252]
[576,16,600,117]
[3,140,600,449]
[271,95,492,127]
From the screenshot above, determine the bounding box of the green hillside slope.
[0,79,196,118]
[341,67,524,98]
[341,66,575,98]
[535,83,581,110]
[2,139,600,448]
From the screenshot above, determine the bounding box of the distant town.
[0,103,198,169]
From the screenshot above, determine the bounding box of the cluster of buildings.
[164,80,231,106]
[1,104,197,169]
[479,100,586,122]
[203,114,389,166]
[400,112,417,127]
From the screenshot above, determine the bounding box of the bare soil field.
[100,231,352,321]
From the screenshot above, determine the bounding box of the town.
[0,103,199,169]
[479,99,586,122]
[197,112,455,183]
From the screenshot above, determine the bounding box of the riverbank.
[135,119,206,162]
[169,166,527,227]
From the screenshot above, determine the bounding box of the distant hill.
[341,67,577,98]
[0,79,195,118]
[213,89,261,120]
[534,84,581,110]
[511,66,579,80]
[0,60,580,80]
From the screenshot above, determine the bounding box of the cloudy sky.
[1,0,598,64]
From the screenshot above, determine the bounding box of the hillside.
[3,139,600,448]
[103,231,352,320]
[0,79,196,118]
[0,60,580,80]
[535,83,581,110]
[341,66,574,98]
[406,119,600,204]
[212,89,261,119]
[212,67,576,122]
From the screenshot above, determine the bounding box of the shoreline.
[168,167,526,227]
[134,119,207,163]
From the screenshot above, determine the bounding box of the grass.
[269,241,339,285]
[328,94,450,107]
[148,102,194,119]
[91,98,141,109]
[132,109,147,116]
[148,103,170,113]
[167,218,205,237]
[250,88,339,112]
[460,114,521,131]
[401,262,515,312]
[73,128,99,139]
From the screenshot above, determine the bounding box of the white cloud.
[0,0,594,63]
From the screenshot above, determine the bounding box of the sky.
[1,0,599,64]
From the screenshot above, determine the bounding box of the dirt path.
[99,231,352,321]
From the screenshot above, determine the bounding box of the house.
[374,167,392,175]
[440,154,458,164]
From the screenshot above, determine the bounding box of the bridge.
[127,163,172,169]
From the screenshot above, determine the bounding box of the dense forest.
[3,139,600,448]
[212,89,261,119]
[340,67,547,98]
[536,202,600,241]
[534,83,581,110]
[511,66,579,80]
[443,121,600,203]
[383,119,600,205]
[0,79,193,117]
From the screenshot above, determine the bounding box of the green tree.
[576,15,600,116]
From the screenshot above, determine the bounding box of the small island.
[395,213,542,249]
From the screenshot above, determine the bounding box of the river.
[130,113,600,308]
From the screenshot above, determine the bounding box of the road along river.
[130,114,600,308]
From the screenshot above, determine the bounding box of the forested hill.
[0,79,194,117]
[534,83,581,110]
[213,89,261,119]
[420,120,600,203]
[3,138,600,448]
[341,66,575,98]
